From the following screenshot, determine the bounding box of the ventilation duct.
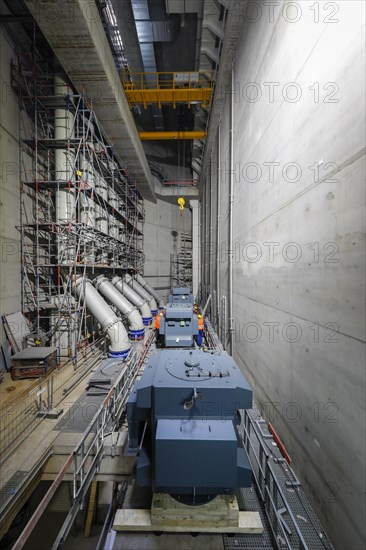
[74,277,130,358]
[135,273,164,309]
[112,276,153,326]
[94,276,145,340]
[124,274,158,316]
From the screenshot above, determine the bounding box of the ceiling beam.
[24,0,156,202]
[139,131,207,140]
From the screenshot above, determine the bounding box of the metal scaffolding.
[170,230,193,288]
[11,43,145,362]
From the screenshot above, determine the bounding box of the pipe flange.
[102,318,121,333]
[94,275,108,290]
[74,276,91,289]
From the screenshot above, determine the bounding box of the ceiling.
[109,0,223,182]
[1,0,229,196]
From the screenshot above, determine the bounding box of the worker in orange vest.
[197,314,204,346]
[155,312,162,330]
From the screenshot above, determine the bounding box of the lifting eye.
[184,388,204,410]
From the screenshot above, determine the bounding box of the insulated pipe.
[216,122,221,335]
[74,277,130,358]
[54,76,75,264]
[135,274,164,309]
[112,276,152,326]
[228,65,235,356]
[94,276,144,341]
[124,274,158,317]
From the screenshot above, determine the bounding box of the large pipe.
[74,277,130,358]
[216,122,221,335]
[94,276,144,340]
[124,274,158,316]
[112,276,152,326]
[228,65,234,355]
[135,274,164,309]
[54,76,75,264]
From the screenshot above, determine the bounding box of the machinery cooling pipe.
[74,277,130,358]
[112,276,153,326]
[228,64,235,356]
[216,121,221,335]
[135,273,164,309]
[124,274,158,317]
[94,276,145,341]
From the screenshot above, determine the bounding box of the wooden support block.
[151,493,239,527]
[113,509,263,534]
[84,480,98,538]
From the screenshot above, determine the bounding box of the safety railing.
[162,179,198,187]
[242,410,309,550]
[12,329,156,550]
[72,346,139,499]
[203,318,223,352]
[122,70,213,91]
[0,342,103,466]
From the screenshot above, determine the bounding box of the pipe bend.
[74,276,130,357]
[94,276,145,340]
[112,276,153,326]
[125,274,158,316]
[135,273,165,309]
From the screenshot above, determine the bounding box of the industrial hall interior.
[0,0,364,549]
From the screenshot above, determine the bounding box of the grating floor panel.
[240,409,334,550]
[0,470,28,515]
[223,486,275,550]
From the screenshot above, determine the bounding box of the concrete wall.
[202,2,365,548]
[0,27,21,341]
[143,197,191,301]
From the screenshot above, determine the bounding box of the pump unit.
[168,287,194,304]
[127,348,252,504]
[158,303,198,347]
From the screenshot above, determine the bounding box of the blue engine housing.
[127,348,253,500]
[168,287,194,304]
[159,303,198,348]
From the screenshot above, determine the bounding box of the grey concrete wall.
[143,197,192,301]
[0,27,21,341]
[202,2,365,548]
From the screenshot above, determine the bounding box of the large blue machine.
[168,287,194,304]
[127,348,253,503]
[158,303,198,347]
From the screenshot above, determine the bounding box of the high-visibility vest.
[198,317,204,330]
[155,315,161,329]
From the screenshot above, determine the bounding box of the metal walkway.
[223,408,334,550]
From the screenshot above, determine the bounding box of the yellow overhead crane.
[139,131,207,140]
[122,70,213,110]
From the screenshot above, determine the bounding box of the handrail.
[12,330,156,550]
[162,180,198,186]
[122,70,213,91]
[0,341,103,466]
[242,410,309,550]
